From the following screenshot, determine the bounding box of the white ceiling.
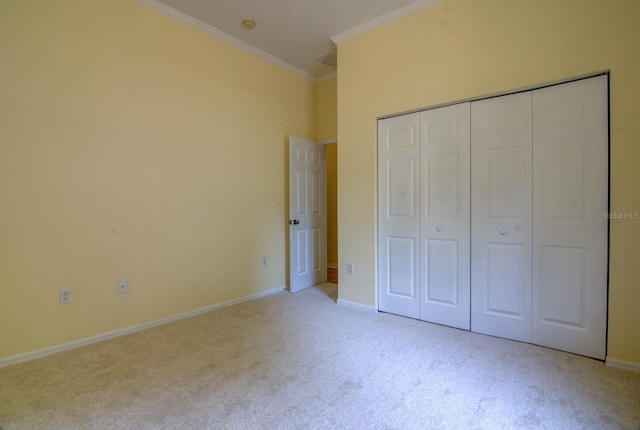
[134,0,442,81]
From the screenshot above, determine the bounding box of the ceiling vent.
[314,51,337,67]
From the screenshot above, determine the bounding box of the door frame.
[321,138,338,276]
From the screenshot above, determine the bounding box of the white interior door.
[289,136,326,293]
[419,103,471,330]
[532,76,609,359]
[471,92,533,342]
[378,113,421,318]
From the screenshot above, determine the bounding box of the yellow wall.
[0,0,316,359]
[337,0,640,363]
[316,78,338,267]
[316,78,338,142]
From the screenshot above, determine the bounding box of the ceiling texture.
[133,0,442,81]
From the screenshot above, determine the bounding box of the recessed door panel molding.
[425,117,459,144]
[419,102,471,330]
[296,145,307,162]
[488,147,527,218]
[388,124,417,149]
[388,158,416,218]
[539,246,586,328]
[310,147,321,166]
[541,141,586,219]
[532,75,608,360]
[488,107,528,135]
[311,171,320,215]
[486,243,526,318]
[425,238,458,306]
[388,236,417,298]
[378,113,420,319]
[312,227,321,270]
[426,153,458,218]
[296,170,307,215]
[471,91,533,343]
[540,97,589,135]
[296,229,308,275]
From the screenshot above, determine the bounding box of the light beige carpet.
[1,283,639,429]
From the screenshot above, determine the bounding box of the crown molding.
[331,0,443,45]
[131,0,316,82]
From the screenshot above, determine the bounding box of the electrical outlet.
[347,263,355,275]
[118,279,128,294]
[60,288,71,304]
[262,257,267,266]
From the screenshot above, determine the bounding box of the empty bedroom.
[1,0,639,428]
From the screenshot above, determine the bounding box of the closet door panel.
[425,239,458,304]
[486,243,526,316]
[387,236,417,298]
[420,103,471,330]
[378,113,421,318]
[532,76,608,359]
[471,93,533,342]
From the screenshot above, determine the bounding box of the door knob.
[294,220,300,225]
[500,228,507,235]
[436,225,443,232]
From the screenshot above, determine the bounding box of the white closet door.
[378,113,421,318]
[419,103,471,330]
[471,92,533,342]
[532,76,609,359]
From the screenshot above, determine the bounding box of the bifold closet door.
[471,92,533,343]
[532,76,608,360]
[379,76,608,360]
[378,113,420,318]
[419,103,471,330]
[471,76,608,358]
[378,104,471,326]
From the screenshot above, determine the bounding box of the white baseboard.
[0,286,286,369]
[605,357,640,373]
[337,298,377,313]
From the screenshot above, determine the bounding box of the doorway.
[288,136,338,292]
[325,140,338,284]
